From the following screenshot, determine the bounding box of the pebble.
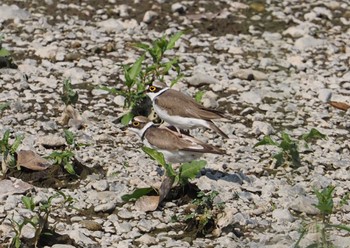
[252,121,275,135]
[272,209,294,223]
[143,11,158,24]
[187,71,219,86]
[171,3,186,14]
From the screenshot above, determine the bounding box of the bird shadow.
[200,168,251,185]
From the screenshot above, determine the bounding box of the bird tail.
[208,121,229,139]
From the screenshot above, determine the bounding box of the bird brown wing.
[155,89,226,120]
[145,126,225,154]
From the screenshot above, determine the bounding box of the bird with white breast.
[128,116,225,164]
[145,81,229,138]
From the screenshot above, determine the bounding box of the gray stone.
[252,121,274,135]
[272,209,294,223]
[187,71,219,86]
[318,89,332,102]
[143,11,158,24]
[171,3,186,13]
[289,196,319,215]
[92,180,109,191]
[0,4,30,20]
[294,35,328,50]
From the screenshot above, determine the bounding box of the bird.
[128,116,225,164]
[145,81,229,138]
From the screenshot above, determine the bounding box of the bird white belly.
[161,149,203,163]
[153,104,209,130]
[143,139,203,164]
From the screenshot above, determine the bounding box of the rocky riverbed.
[0,0,350,247]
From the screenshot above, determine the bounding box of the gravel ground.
[1,0,350,247]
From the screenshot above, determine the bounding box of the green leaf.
[163,162,176,178]
[128,55,144,81]
[281,132,292,144]
[0,48,10,57]
[301,128,327,142]
[61,79,78,106]
[328,224,350,232]
[64,129,75,146]
[194,90,205,103]
[314,185,335,215]
[64,162,76,175]
[273,152,284,166]
[142,147,166,167]
[2,129,10,148]
[166,31,183,50]
[289,142,301,167]
[121,187,155,202]
[133,43,150,51]
[10,134,23,154]
[22,196,35,211]
[179,160,206,185]
[254,135,278,148]
[121,112,134,126]
[98,86,119,95]
[0,102,10,112]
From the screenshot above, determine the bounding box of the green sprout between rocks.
[101,31,184,125]
[61,79,78,106]
[294,185,350,248]
[194,90,205,103]
[254,128,327,168]
[0,130,24,174]
[0,102,10,113]
[182,190,224,236]
[121,147,206,203]
[10,191,74,248]
[0,34,17,69]
[46,129,83,175]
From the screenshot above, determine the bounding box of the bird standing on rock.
[145,81,229,138]
[128,116,225,164]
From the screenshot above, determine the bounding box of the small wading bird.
[128,116,225,164]
[145,81,229,138]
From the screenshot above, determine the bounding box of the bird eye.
[149,86,157,92]
[133,121,140,127]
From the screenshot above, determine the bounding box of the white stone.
[187,71,219,86]
[272,209,294,223]
[114,95,126,107]
[0,4,30,20]
[136,234,157,245]
[240,91,262,105]
[171,3,186,13]
[294,35,327,50]
[252,121,274,135]
[318,89,332,102]
[143,10,158,24]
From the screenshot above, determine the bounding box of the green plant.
[294,185,350,248]
[0,34,17,69]
[182,190,223,235]
[142,147,206,186]
[0,102,10,112]
[254,128,326,168]
[0,34,10,57]
[0,130,24,173]
[46,129,83,175]
[61,79,78,106]
[121,147,206,202]
[10,191,74,248]
[102,31,184,125]
[194,90,205,103]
